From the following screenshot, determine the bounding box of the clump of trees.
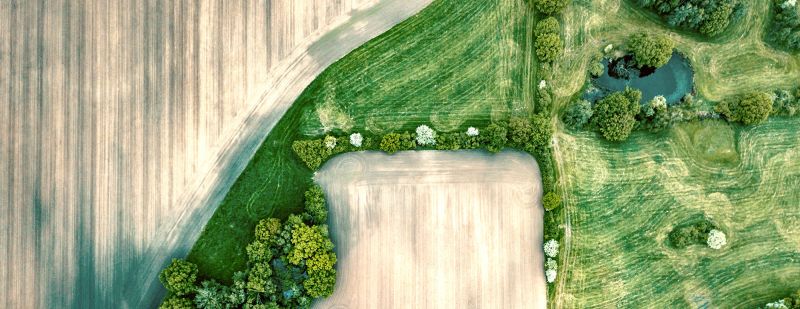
[534,17,563,63]
[562,99,593,130]
[158,186,338,309]
[543,192,562,211]
[766,0,800,51]
[715,91,773,125]
[634,0,744,36]
[533,0,570,15]
[668,218,718,249]
[764,291,800,309]
[627,32,676,68]
[591,88,642,141]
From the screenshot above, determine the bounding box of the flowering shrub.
[538,80,547,89]
[415,125,437,146]
[466,127,480,137]
[544,239,559,258]
[545,269,557,283]
[324,136,337,149]
[707,229,727,249]
[349,133,363,147]
[765,299,788,309]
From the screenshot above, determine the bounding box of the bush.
[715,92,773,125]
[668,218,717,249]
[349,132,363,147]
[304,185,328,224]
[707,229,727,249]
[635,0,740,36]
[160,296,194,309]
[543,192,562,211]
[591,88,642,141]
[563,99,593,130]
[159,259,199,296]
[415,125,437,146]
[544,239,560,258]
[484,123,508,153]
[292,139,331,170]
[545,269,558,283]
[589,62,605,77]
[535,17,560,37]
[533,0,570,15]
[380,133,403,154]
[535,33,563,63]
[628,32,676,68]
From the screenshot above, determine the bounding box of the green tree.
[591,89,642,141]
[699,2,734,35]
[535,17,560,36]
[292,139,331,170]
[159,259,199,296]
[589,62,605,77]
[380,133,402,154]
[246,262,275,293]
[484,123,508,153]
[160,296,194,309]
[535,33,563,63]
[627,32,675,68]
[543,192,562,211]
[304,185,328,224]
[715,92,773,125]
[563,99,593,130]
[246,240,273,263]
[533,0,570,15]
[288,224,334,265]
[254,218,282,243]
[304,269,337,298]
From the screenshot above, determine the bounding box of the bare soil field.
[314,150,546,309]
[0,0,430,307]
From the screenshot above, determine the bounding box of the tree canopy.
[628,32,676,68]
[533,0,570,15]
[591,89,642,141]
[715,92,773,125]
[535,33,563,63]
[159,259,199,296]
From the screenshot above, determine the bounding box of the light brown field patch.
[314,150,546,309]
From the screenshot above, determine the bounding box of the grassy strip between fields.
[186,0,544,283]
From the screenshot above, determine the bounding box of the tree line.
[634,0,746,36]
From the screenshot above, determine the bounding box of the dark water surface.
[592,52,694,105]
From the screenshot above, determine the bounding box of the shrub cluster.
[715,91,773,125]
[590,88,642,141]
[534,17,564,63]
[533,0,570,16]
[766,0,800,51]
[764,291,800,309]
[634,0,744,36]
[159,187,337,309]
[668,218,718,249]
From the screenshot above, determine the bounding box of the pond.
[589,52,694,105]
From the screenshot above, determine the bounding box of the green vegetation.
[667,217,719,249]
[627,32,676,68]
[533,0,570,15]
[765,0,800,51]
[187,0,541,282]
[557,118,800,307]
[534,17,564,63]
[634,0,743,36]
[590,89,642,141]
[543,192,562,211]
[562,100,593,130]
[159,259,199,296]
[162,187,337,308]
[715,92,773,125]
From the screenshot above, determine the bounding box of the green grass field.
[555,119,800,307]
[187,0,539,282]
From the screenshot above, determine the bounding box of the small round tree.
[380,133,402,154]
[563,99,593,130]
[466,127,480,137]
[543,192,562,211]
[707,229,727,249]
[533,0,570,15]
[535,33,563,63]
[544,239,560,258]
[591,89,642,141]
[589,62,605,77]
[628,32,676,68]
[545,269,558,283]
[160,296,194,309]
[159,258,199,296]
[535,17,560,37]
[323,135,337,149]
[349,132,363,147]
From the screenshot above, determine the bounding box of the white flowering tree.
[545,269,557,283]
[466,127,480,137]
[538,80,547,89]
[782,0,796,9]
[707,229,727,250]
[324,135,337,149]
[349,133,363,147]
[544,239,559,258]
[765,299,788,309]
[604,44,614,54]
[546,258,557,271]
[416,125,437,146]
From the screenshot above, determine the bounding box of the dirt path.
[314,150,547,309]
[0,1,431,308]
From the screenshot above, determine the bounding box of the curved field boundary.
[131,1,433,307]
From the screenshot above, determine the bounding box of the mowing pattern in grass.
[187,0,538,282]
[554,0,800,104]
[555,118,800,307]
